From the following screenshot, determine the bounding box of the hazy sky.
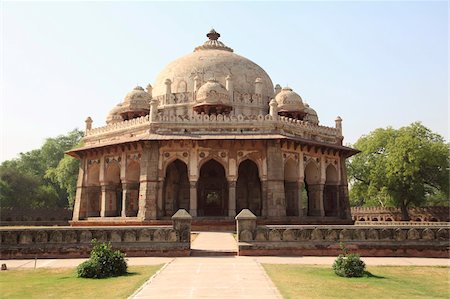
[1,1,448,162]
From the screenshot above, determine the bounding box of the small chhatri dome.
[106,103,124,124]
[194,29,233,52]
[304,103,319,125]
[196,79,230,105]
[193,79,232,115]
[275,87,304,112]
[117,86,151,121]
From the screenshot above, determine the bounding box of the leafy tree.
[0,129,83,209]
[348,122,449,220]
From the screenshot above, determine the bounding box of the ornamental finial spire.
[207,28,220,40]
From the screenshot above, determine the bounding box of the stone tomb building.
[67,29,358,225]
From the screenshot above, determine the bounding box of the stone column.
[260,179,268,217]
[228,180,237,217]
[157,180,164,217]
[266,140,286,217]
[121,183,130,217]
[297,181,304,217]
[72,157,87,221]
[138,141,160,220]
[189,181,197,217]
[100,184,107,217]
[308,184,325,216]
[235,209,257,242]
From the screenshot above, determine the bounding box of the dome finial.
[207,28,220,40]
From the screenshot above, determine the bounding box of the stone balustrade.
[235,209,450,257]
[0,209,192,259]
[85,112,339,144]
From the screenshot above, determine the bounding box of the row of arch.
[82,156,341,218]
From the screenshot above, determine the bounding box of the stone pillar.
[274,84,282,95]
[172,209,192,243]
[72,157,87,221]
[308,184,325,216]
[157,180,164,217]
[138,141,160,220]
[255,78,263,95]
[121,183,131,217]
[260,179,268,217]
[269,99,278,119]
[189,181,197,217]
[235,209,257,242]
[339,156,352,220]
[297,181,304,217]
[228,180,237,217]
[266,140,286,217]
[100,184,107,217]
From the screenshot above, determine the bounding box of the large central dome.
[152,29,274,104]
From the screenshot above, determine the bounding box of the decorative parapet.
[235,210,450,257]
[84,111,339,144]
[351,206,449,222]
[0,210,192,259]
[85,115,150,137]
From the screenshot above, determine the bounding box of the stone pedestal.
[235,209,257,242]
[172,209,192,243]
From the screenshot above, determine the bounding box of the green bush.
[76,239,127,278]
[332,242,366,277]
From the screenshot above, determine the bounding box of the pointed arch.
[304,160,321,216]
[163,159,190,217]
[86,163,101,217]
[284,158,299,216]
[324,164,339,216]
[197,159,228,216]
[236,159,262,215]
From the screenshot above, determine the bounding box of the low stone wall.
[0,207,72,226]
[351,206,449,222]
[236,209,450,258]
[0,209,192,259]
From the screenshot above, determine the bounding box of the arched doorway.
[163,159,190,216]
[236,159,262,216]
[304,161,320,216]
[86,163,101,217]
[284,159,299,216]
[197,159,228,216]
[324,164,339,216]
[104,161,121,217]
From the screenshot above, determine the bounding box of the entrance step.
[190,249,237,257]
[191,232,237,256]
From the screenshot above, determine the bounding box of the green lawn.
[263,264,450,299]
[0,265,162,299]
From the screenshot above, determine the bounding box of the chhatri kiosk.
[67,29,358,226]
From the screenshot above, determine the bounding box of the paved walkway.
[131,257,281,299]
[1,232,449,299]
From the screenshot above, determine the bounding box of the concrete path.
[131,257,282,299]
[191,231,237,254]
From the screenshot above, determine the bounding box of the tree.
[0,129,83,209]
[347,122,449,220]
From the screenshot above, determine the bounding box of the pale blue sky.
[1,1,448,161]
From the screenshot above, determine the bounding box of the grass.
[0,265,162,299]
[263,264,450,299]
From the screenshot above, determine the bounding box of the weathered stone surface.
[240,230,253,242]
[323,229,337,241]
[394,228,407,241]
[35,231,48,243]
[167,229,178,242]
[268,229,281,241]
[407,228,420,240]
[353,229,366,240]
[367,229,379,240]
[80,231,92,243]
[311,228,323,241]
[123,231,137,242]
[49,231,63,243]
[282,229,296,241]
[422,228,435,240]
[339,229,352,241]
[436,228,449,241]
[64,230,78,243]
[110,231,122,242]
[380,228,393,240]
[255,228,269,241]
[19,232,33,244]
[138,229,152,242]
[153,229,167,242]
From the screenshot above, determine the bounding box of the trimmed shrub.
[77,239,127,278]
[332,242,366,277]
